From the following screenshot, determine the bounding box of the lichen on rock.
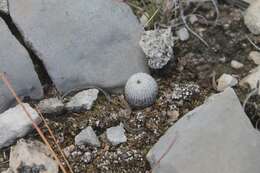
[139,28,175,69]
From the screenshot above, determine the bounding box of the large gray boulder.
[8,0,148,93]
[147,88,260,173]
[0,18,43,113]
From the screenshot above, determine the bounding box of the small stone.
[249,51,260,65]
[38,98,64,114]
[63,145,75,158]
[240,66,260,94]
[219,56,226,63]
[176,27,190,41]
[189,15,198,24]
[75,126,100,147]
[81,152,92,164]
[7,139,58,173]
[139,28,175,69]
[106,124,127,146]
[244,0,260,35]
[231,60,244,69]
[65,89,99,112]
[217,74,238,91]
[167,110,180,121]
[0,103,41,149]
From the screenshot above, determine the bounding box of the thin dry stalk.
[145,8,159,27]
[0,72,68,173]
[210,0,219,25]
[178,0,209,47]
[246,35,260,51]
[35,106,74,173]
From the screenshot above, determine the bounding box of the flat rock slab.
[147,88,260,173]
[0,18,43,113]
[8,0,148,93]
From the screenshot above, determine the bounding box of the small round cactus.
[125,73,158,108]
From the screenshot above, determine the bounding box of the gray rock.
[0,18,43,113]
[0,103,41,149]
[38,97,64,114]
[244,0,260,35]
[7,139,58,173]
[75,126,100,147]
[176,27,190,41]
[147,88,260,173]
[65,89,99,112]
[0,0,8,14]
[139,28,175,69]
[8,0,148,94]
[106,124,127,146]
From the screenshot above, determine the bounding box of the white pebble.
[176,27,190,41]
[231,60,244,69]
[217,74,238,91]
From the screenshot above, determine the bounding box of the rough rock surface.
[65,89,99,112]
[217,73,238,91]
[38,97,64,114]
[139,28,174,69]
[240,66,260,94]
[106,124,127,146]
[147,88,260,173]
[75,126,100,147]
[244,0,260,35]
[6,139,58,173]
[0,18,43,113]
[249,51,260,65]
[0,103,41,149]
[0,0,8,13]
[8,0,148,93]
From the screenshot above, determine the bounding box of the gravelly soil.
[1,2,260,173]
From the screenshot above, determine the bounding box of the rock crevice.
[0,12,53,91]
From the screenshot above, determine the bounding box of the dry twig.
[178,0,209,47]
[0,72,68,173]
[246,35,260,51]
[35,106,74,173]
